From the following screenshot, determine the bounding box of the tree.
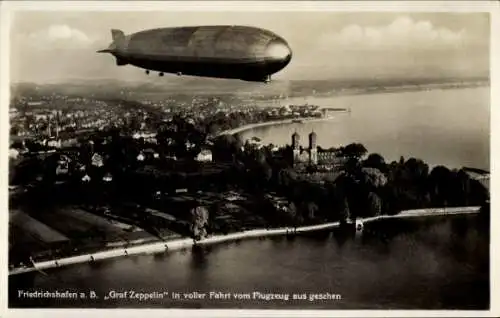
[367,192,382,216]
[305,202,319,221]
[285,201,301,226]
[360,167,388,189]
[340,143,367,159]
[207,123,221,135]
[339,197,351,223]
[287,201,297,218]
[295,211,305,227]
[190,205,210,240]
[278,169,297,188]
[363,153,386,172]
[404,158,429,182]
[213,134,243,162]
[454,169,472,206]
[468,179,489,206]
[344,157,361,176]
[384,157,431,211]
[428,165,453,206]
[258,162,273,185]
[10,157,44,185]
[10,126,20,136]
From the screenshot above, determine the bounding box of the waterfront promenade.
[215,115,337,137]
[9,206,482,276]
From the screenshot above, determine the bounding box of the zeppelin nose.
[265,38,292,66]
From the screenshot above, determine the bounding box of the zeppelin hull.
[127,55,286,81]
[127,26,280,60]
[99,25,292,82]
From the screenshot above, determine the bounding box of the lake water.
[9,87,490,309]
[241,87,490,170]
[9,215,489,309]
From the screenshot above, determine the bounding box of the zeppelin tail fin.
[112,29,128,66]
[110,29,126,50]
[97,29,128,66]
[97,29,126,54]
[111,29,125,42]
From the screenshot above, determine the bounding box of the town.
[9,82,490,272]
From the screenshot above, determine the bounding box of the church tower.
[308,131,317,165]
[47,121,52,138]
[292,131,300,165]
[292,131,300,149]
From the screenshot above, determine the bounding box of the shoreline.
[285,81,489,100]
[215,83,488,138]
[9,206,481,276]
[216,115,338,137]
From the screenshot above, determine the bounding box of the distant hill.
[10,77,291,98]
[289,76,489,91]
[11,75,489,99]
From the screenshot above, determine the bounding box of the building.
[291,131,344,168]
[463,167,490,192]
[47,138,61,148]
[132,132,157,144]
[143,148,159,160]
[137,152,146,162]
[244,137,263,150]
[55,155,71,175]
[196,149,213,162]
[82,174,91,182]
[9,148,20,160]
[61,138,79,148]
[91,153,104,167]
[103,173,113,182]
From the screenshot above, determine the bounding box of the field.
[25,207,155,245]
[9,186,272,266]
[10,210,69,244]
[156,190,268,232]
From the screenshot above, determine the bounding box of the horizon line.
[9,75,491,86]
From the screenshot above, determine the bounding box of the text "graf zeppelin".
[104,290,168,301]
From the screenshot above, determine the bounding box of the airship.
[97,26,292,83]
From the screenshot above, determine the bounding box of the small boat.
[292,119,303,124]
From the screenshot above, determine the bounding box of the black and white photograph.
[3,1,497,316]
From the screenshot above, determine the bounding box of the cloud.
[46,24,90,43]
[285,15,486,80]
[324,16,466,51]
[22,24,94,49]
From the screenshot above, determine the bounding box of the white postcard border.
[1,1,498,317]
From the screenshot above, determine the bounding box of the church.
[291,131,344,169]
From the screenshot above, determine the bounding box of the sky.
[8,10,490,83]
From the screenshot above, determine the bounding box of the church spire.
[308,129,317,149]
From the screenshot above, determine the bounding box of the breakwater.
[9,206,482,276]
